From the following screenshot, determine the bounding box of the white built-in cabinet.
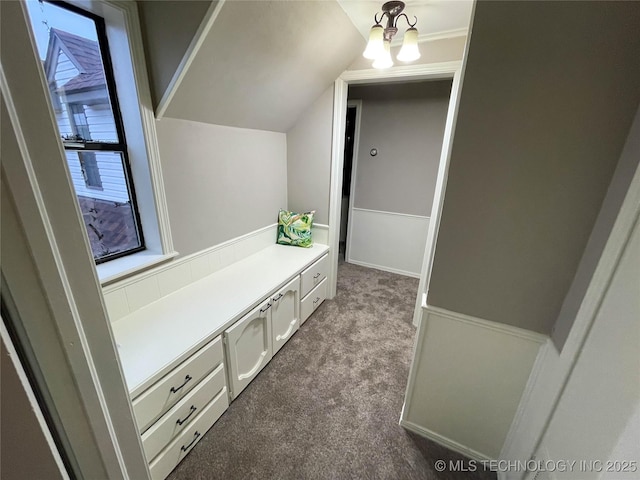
[111,244,329,480]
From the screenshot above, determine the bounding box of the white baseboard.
[400,419,493,462]
[347,259,421,278]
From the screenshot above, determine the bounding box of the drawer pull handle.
[313,297,320,305]
[313,273,321,279]
[176,405,197,426]
[170,375,192,394]
[180,431,201,452]
[273,293,283,302]
[260,303,272,313]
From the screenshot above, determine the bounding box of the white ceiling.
[164,0,364,132]
[338,0,474,44]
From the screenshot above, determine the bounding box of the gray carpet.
[168,261,495,480]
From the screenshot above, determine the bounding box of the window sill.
[97,250,179,286]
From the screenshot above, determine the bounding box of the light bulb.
[397,27,421,62]
[363,25,384,59]
[372,40,393,69]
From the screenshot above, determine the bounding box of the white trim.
[345,99,362,262]
[418,28,468,43]
[424,305,549,345]
[340,61,462,83]
[328,78,349,299]
[390,28,468,47]
[1,47,131,480]
[98,251,179,286]
[114,0,174,254]
[347,259,421,279]
[400,419,493,462]
[0,319,70,480]
[156,0,225,119]
[351,207,430,220]
[411,60,468,328]
[2,2,150,476]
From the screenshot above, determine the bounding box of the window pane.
[25,1,119,144]
[65,151,142,261]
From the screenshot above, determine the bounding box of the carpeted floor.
[168,261,495,480]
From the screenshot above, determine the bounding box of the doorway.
[327,63,464,326]
[338,79,454,286]
[339,103,359,260]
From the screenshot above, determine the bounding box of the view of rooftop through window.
[26,0,144,263]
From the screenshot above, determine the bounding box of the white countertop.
[111,243,329,398]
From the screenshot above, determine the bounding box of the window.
[68,103,92,142]
[26,0,144,263]
[78,151,101,188]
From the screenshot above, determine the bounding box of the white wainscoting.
[401,305,547,460]
[103,223,329,322]
[346,208,429,277]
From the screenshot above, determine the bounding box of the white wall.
[156,117,287,256]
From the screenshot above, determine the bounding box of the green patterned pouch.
[277,209,314,248]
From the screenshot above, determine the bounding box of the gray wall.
[157,117,287,256]
[428,1,640,335]
[287,85,334,225]
[552,106,640,348]
[137,0,213,108]
[348,81,451,217]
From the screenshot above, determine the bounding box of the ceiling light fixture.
[363,1,421,69]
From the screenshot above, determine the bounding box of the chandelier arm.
[374,11,386,25]
[396,13,418,28]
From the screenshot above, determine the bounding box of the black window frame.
[47,0,145,264]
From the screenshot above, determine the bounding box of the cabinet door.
[271,276,300,355]
[224,300,272,399]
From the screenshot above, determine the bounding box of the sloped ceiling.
[163,0,365,132]
[138,0,214,107]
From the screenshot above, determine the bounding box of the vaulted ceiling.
[138,0,472,133]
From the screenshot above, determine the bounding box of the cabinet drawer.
[148,388,228,480]
[141,363,227,462]
[133,336,223,433]
[300,278,327,324]
[300,254,329,298]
